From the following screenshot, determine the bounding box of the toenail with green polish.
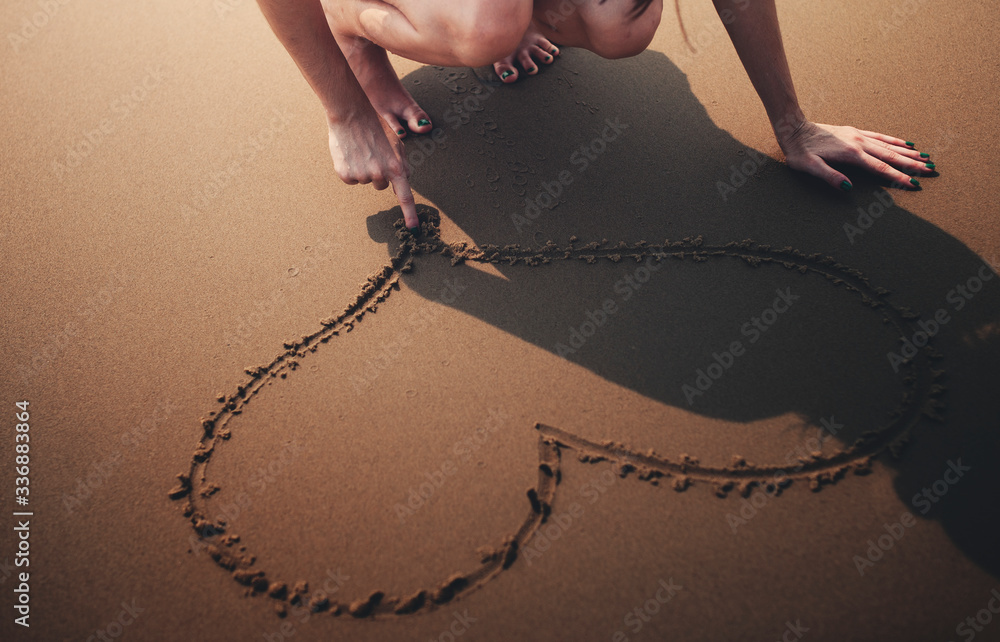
[910,178,921,187]
[925,162,936,169]
[417,118,430,128]
[500,70,512,79]
[396,129,406,136]
[551,47,558,53]
[527,67,537,73]
[905,141,915,147]
[840,180,852,192]
[920,152,930,158]
[545,55,552,61]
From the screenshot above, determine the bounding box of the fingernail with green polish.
[905,141,915,147]
[925,162,936,170]
[408,225,420,236]
[919,152,930,158]
[910,178,921,187]
[417,118,430,128]
[841,180,852,192]
[501,70,512,80]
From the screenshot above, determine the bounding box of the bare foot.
[335,35,432,138]
[493,21,560,83]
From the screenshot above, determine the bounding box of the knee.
[588,0,662,59]
[449,1,532,66]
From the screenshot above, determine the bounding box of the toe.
[494,60,518,83]
[535,35,558,56]
[531,45,555,64]
[400,105,432,135]
[382,114,406,139]
[518,51,538,75]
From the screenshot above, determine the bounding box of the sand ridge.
[168,207,947,621]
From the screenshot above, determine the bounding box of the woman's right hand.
[327,108,419,229]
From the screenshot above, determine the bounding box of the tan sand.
[2,0,999,640]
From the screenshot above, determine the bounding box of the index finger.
[390,175,419,231]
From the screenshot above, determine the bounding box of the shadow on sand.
[366,49,1000,579]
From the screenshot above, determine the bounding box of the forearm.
[255,0,368,123]
[712,0,805,143]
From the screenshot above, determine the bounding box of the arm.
[255,0,418,227]
[712,0,934,190]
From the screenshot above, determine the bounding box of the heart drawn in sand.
[169,209,945,619]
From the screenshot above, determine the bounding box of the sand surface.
[2,0,999,640]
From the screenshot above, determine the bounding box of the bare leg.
[323,0,532,135]
[333,34,432,137]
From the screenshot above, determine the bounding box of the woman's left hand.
[777,121,936,191]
